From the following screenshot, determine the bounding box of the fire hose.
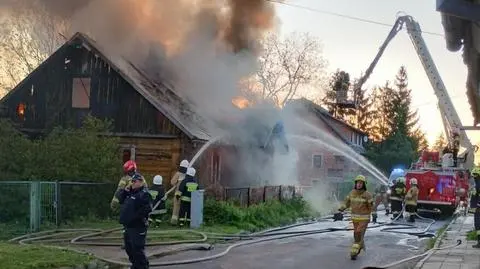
[8,209,450,267]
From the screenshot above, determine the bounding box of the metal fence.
[223,181,355,207]
[0,181,116,234]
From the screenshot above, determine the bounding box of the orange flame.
[232,96,250,109]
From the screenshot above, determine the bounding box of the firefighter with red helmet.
[405,178,419,223]
[333,175,374,260]
[111,160,138,212]
[470,167,480,248]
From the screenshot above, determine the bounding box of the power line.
[266,0,445,37]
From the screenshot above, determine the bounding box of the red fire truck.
[405,151,470,216]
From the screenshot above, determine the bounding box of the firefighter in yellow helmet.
[169,160,189,225]
[333,175,374,260]
[405,178,419,223]
[389,177,407,220]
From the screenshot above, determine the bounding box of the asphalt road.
[156,213,451,269]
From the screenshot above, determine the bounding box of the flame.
[232,96,250,109]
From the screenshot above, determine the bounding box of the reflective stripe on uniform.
[405,200,417,206]
[181,196,191,202]
[477,230,480,236]
[351,214,370,221]
[149,190,159,200]
[175,191,182,196]
[390,196,403,201]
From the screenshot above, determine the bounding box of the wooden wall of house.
[2,37,182,137]
[119,136,182,188]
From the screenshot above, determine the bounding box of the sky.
[274,0,476,147]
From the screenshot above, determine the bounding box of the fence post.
[29,181,41,232]
[247,188,251,207]
[55,181,61,227]
[279,186,282,201]
[263,186,267,202]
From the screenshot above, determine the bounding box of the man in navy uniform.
[117,173,152,269]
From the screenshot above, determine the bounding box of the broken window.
[72,77,91,108]
[16,102,26,121]
[312,154,323,168]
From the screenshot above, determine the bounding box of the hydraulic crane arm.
[354,15,476,169]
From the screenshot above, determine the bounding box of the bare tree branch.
[246,32,327,106]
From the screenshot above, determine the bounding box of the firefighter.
[389,177,407,220]
[470,167,480,248]
[374,183,390,216]
[405,178,419,223]
[170,159,189,225]
[117,173,153,269]
[148,175,166,227]
[333,175,374,260]
[111,160,138,213]
[176,167,199,227]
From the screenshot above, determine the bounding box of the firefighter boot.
[350,232,362,260]
[385,209,390,216]
[408,214,415,223]
[473,235,480,249]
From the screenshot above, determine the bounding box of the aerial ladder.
[342,14,478,170]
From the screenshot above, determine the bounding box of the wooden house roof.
[1,32,214,141]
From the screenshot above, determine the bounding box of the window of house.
[312,154,323,168]
[334,155,346,163]
[72,77,91,108]
[122,149,131,163]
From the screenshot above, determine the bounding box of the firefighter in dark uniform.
[176,167,199,227]
[117,173,153,269]
[389,177,407,220]
[148,175,166,227]
[470,167,480,248]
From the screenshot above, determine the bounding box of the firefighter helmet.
[123,160,137,173]
[410,178,418,185]
[180,160,189,168]
[354,175,366,184]
[396,176,406,183]
[186,167,196,177]
[153,175,163,185]
[471,167,480,177]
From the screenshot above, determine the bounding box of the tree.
[322,69,352,119]
[432,133,448,152]
[251,32,327,106]
[351,80,377,134]
[0,1,67,93]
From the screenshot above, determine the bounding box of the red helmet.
[123,160,137,173]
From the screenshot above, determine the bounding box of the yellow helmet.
[354,175,367,184]
[472,167,480,177]
[396,176,406,183]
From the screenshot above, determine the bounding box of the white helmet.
[186,167,196,177]
[153,175,163,185]
[180,160,189,168]
[410,178,418,185]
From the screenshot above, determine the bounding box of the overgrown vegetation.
[0,116,121,182]
[0,243,93,269]
[203,197,314,231]
[427,224,448,250]
[467,230,477,241]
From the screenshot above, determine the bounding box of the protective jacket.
[177,175,199,202]
[339,189,374,221]
[150,185,166,212]
[118,186,152,228]
[390,182,407,201]
[171,172,186,194]
[405,185,419,206]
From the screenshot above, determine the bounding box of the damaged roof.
[286,98,367,154]
[71,32,213,140]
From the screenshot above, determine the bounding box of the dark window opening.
[312,154,323,168]
[122,149,131,163]
[16,103,26,121]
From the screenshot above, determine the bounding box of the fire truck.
[335,15,478,216]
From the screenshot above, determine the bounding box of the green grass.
[466,230,477,241]
[0,242,92,269]
[427,224,449,250]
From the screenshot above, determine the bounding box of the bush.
[203,197,313,231]
[0,116,121,182]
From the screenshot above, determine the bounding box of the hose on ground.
[9,208,441,267]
